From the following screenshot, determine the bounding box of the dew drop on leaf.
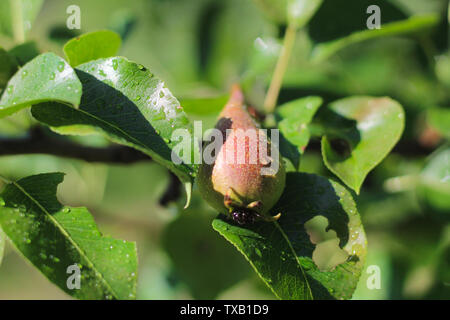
[57,62,65,72]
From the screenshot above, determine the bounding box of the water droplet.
[99,69,106,77]
[112,59,118,70]
[137,64,145,71]
[159,91,165,98]
[6,85,13,94]
[135,96,141,101]
[22,70,28,77]
[57,62,65,72]
[110,245,114,250]
[50,72,55,80]
[62,207,71,213]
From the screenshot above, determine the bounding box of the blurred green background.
[0,0,449,299]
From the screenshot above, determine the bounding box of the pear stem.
[263,24,297,114]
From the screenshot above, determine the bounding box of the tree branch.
[0,126,151,164]
[159,171,182,206]
[0,126,185,207]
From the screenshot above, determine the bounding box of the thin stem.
[10,0,25,44]
[263,24,297,114]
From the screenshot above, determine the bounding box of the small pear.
[197,85,286,224]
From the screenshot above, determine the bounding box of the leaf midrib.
[11,180,120,299]
[273,221,314,299]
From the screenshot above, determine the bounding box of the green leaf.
[427,107,450,140]
[31,57,198,184]
[0,0,43,41]
[0,53,82,118]
[0,47,18,89]
[320,96,405,193]
[180,94,228,135]
[307,0,438,62]
[311,15,439,62]
[0,226,5,267]
[163,194,251,299]
[8,41,40,66]
[276,96,323,168]
[419,147,450,215]
[252,0,287,24]
[252,0,323,27]
[287,0,323,28]
[213,172,367,300]
[0,173,137,300]
[309,0,407,43]
[63,30,122,67]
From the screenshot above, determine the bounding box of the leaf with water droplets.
[0,173,137,300]
[320,96,405,194]
[213,172,367,300]
[0,52,82,118]
[63,30,122,67]
[276,96,323,169]
[31,57,199,185]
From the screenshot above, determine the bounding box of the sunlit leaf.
[320,96,405,193]
[31,57,198,185]
[287,0,323,28]
[0,173,138,300]
[276,96,323,168]
[213,172,367,300]
[0,53,82,118]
